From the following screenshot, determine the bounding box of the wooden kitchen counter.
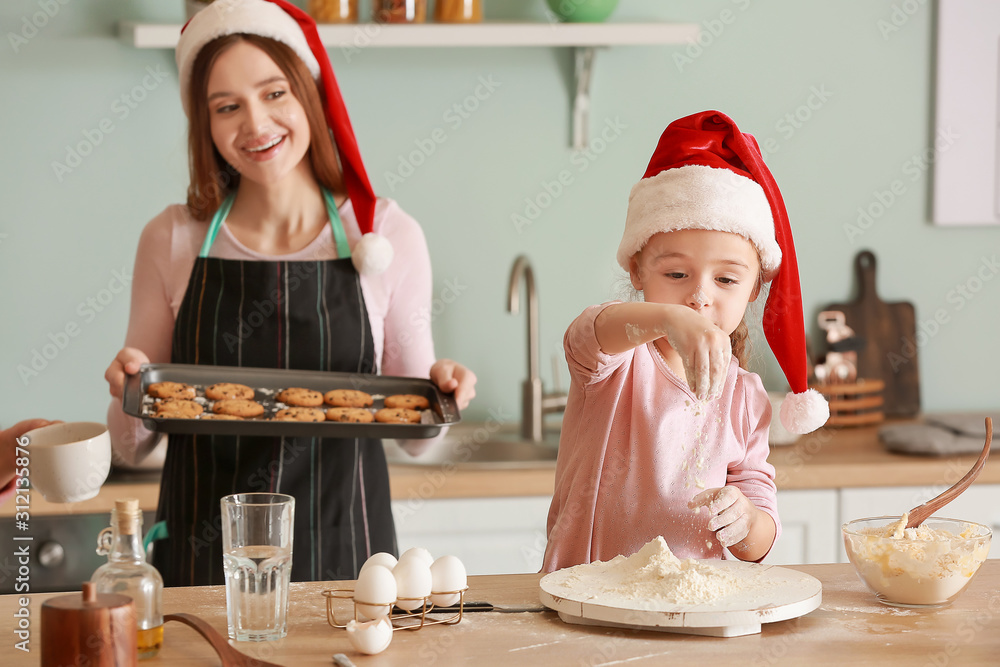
[5,420,996,517]
[768,420,1000,490]
[5,561,999,665]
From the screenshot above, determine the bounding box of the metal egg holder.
[322,586,470,631]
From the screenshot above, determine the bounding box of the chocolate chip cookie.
[326,407,375,423]
[276,387,325,407]
[324,389,374,408]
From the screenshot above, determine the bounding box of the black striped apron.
[151,189,397,586]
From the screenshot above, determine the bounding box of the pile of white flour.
[551,537,762,606]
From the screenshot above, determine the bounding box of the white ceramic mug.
[25,422,111,503]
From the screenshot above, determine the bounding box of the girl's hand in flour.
[689,486,753,548]
[689,486,777,561]
[661,305,732,400]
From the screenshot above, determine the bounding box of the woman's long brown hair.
[185,34,344,221]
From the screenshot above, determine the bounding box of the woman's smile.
[242,135,286,160]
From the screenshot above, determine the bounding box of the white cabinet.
[391,496,551,575]
[839,485,1000,561]
[764,490,840,565]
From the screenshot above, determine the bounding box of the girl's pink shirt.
[542,303,781,572]
[106,197,437,466]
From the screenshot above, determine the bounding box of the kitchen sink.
[383,421,560,469]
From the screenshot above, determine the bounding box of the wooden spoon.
[165,613,285,667]
[905,417,992,529]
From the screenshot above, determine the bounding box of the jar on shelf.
[91,499,164,660]
[373,0,427,23]
[434,0,483,23]
[308,0,358,23]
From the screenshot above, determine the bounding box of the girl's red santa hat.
[618,110,828,434]
[175,0,392,275]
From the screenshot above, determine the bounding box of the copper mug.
[41,582,137,667]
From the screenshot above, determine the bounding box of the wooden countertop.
[769,421,1000,490]
[5,420,996,518]
[5,561,999,665]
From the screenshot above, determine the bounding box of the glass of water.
[221,493,295,641]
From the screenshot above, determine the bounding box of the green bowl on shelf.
[545,0,620,23]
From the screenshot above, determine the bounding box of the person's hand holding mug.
[14,422,112,504]
[1,419,60,493]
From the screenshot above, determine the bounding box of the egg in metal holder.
[322,551,470,638]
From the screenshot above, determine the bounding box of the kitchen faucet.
[506,255,567,443]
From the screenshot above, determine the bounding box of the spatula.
[165,613,285,667]
[905,417,992,528]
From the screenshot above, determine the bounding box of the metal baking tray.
[122,363,460,439]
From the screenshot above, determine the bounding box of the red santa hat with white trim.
[175,0,392,275]
[618,110,828,434]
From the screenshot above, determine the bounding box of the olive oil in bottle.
[92,498,164,659]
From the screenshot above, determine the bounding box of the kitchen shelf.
[117,20,699,149]
[118,21,698,49]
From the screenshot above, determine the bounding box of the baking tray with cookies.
[122,363,460,439]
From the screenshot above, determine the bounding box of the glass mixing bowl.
[842,516,991,608]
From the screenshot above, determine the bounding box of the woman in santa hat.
[104,0,476,586]
[543,111,828,571]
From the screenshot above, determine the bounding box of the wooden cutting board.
[539,562,822,637]
[825,250,921,416]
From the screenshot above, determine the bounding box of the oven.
[0,468,161,594]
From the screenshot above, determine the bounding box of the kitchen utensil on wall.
[41,582,137,667]
[824,250,920,416]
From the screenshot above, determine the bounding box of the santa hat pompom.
[351,233,394,276]
[779,389,830,434]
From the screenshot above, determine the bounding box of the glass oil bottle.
[92,498,164,659]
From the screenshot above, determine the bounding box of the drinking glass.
[221,493,295,641]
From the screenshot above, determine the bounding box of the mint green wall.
[2,0,997,431]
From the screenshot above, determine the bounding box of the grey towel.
[879,413,996,456]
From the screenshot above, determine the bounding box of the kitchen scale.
[540,560,822,638]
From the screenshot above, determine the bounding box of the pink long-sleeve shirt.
[107,197,437,466]
[542,303,781,571]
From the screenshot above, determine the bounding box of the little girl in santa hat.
[543,110,828,571]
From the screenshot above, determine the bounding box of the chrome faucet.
[507,255,568,443]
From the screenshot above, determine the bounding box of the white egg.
[354,564,396,620]
[429,555,467,607]
[397,546,434,568]
[392,558,432,610]
[346,617,393,655]
[359,551,398,575]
